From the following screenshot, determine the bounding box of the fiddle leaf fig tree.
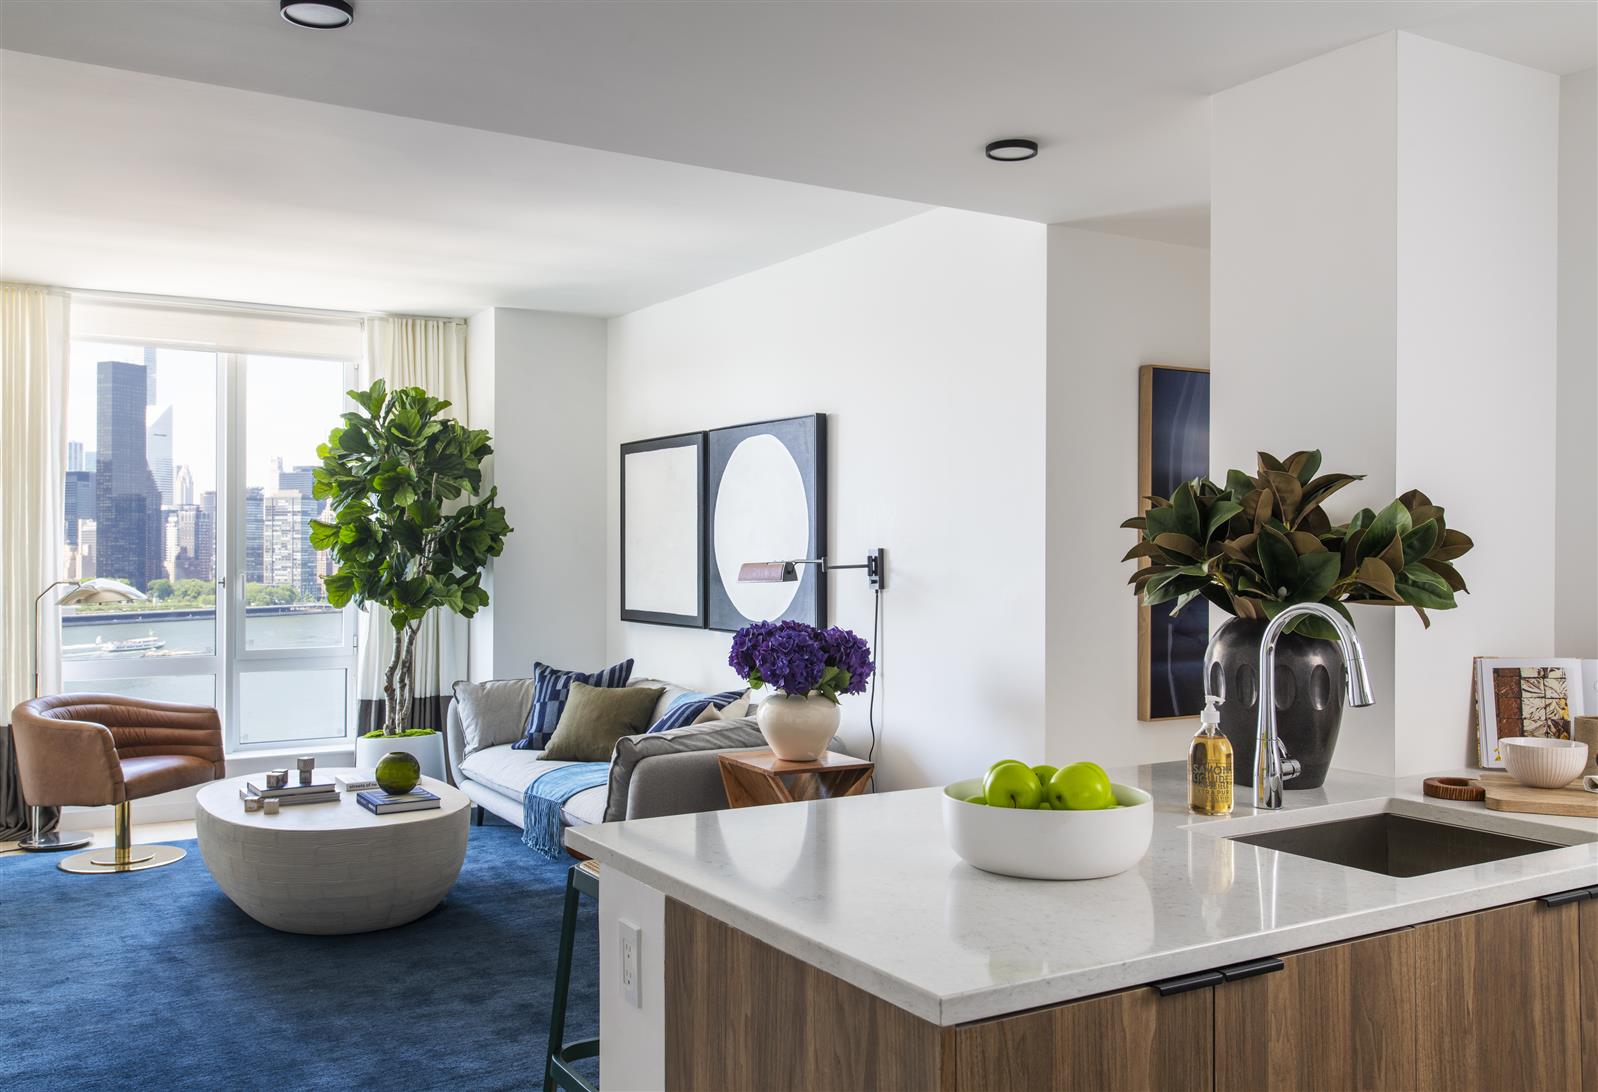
[310,380,512,736]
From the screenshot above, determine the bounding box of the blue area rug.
[1,820,597,1091]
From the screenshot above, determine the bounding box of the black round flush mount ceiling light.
[281,0,353,29]
[985,138,1039,162]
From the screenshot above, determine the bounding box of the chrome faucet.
[1252,602,1375,809]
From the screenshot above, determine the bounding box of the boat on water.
[62,633,166,658]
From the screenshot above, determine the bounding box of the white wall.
[606,208,1048,790]
[1556,67,1598,660]
[1392,35,1560,774]
[1213,33,1561,777]
[1045,226,1209,766]
[1211,35,1400,775]
[466,307,608,680]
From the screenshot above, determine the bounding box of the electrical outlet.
[618,919,642,1008]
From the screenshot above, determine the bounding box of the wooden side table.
[716,749,875,808]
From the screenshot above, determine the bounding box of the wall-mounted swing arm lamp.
[737,549,886,589]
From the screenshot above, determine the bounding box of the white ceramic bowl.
[1500,737,1589,789]
[942,779,1153,880]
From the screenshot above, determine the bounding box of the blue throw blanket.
[522,762,610,858]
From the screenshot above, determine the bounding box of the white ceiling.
[2,1,1592,313]
[0,51,925,316]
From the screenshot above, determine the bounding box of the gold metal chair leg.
[59,802,185,874]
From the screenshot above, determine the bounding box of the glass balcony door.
[60,336,358,752]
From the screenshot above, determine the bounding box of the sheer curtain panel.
[1,285,70,839]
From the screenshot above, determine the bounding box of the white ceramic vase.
[354,730,448,783]
[756,692,841,761]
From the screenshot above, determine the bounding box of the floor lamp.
[18,577,147,852]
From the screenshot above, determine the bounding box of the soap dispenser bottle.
[1188,695,1233,816]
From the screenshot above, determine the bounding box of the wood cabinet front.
[948,985,1210,1092]
[1214,930,1417,1091]
[1583,896,1598,1092]
[1414,899,1582,1092]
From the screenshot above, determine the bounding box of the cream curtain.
[1,284,71,839]
[354,316,470,733]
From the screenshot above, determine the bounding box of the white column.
[1212,33,1559,778]
[465,307,609,680]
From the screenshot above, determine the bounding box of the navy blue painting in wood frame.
[1138,365,1210,720]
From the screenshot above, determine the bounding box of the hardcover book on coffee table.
[357,788,442,815]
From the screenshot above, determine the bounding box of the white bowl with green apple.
[942,760,1153,880]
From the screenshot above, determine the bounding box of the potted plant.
[728,620,874,761]
[311,381,511,779]
[1122,450,1473,787]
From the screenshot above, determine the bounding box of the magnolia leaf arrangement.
[1122,450,1473,641]
[310,381,512,736]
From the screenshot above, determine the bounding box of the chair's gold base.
[59,843,185,874]
[56,800,184,873]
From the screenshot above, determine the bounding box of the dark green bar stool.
[545,858,600,1092]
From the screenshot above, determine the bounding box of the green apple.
[986,759,1028,777]
[1035,800,1053,810]
[964,794,986,805]
[982,763,1045,809]
[1047,762,1115,810]
[1031,764,1058,785]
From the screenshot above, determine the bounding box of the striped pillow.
[646,689,748,734]
[512,658,635,750]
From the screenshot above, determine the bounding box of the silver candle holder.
[297,756,315,785]
[265,769,289,790]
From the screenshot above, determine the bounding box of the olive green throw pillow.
[539,682,665,762]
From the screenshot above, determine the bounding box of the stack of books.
[357,788,442,815]
[242,778,339,807]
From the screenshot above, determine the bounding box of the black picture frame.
[706,414,828,632]
[619,431,708,628]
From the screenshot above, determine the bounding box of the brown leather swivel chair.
[11,694,224,873]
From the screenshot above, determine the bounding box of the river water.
[59,609,352,745]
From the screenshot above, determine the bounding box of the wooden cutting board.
[1477,770,1598,818]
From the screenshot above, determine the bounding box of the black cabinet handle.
[1219,957,1285,981]
[1539,888,1591,908]
[1154,969,1224,996]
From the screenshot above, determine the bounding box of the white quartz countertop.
[566,762,1598,1026]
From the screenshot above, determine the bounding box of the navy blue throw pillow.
[512,659,635,750]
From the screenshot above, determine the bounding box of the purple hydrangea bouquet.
[727,620,874,704]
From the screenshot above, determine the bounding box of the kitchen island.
[566,762,1598,1091]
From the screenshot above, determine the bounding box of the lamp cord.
[867,585,881,767]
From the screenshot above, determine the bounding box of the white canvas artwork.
[713,434,810,622]
[623,443,701,617]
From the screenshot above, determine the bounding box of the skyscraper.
[146,403,174,506]
[67,441,86,472]
[275,462,319,501]
[95,360,164,590]
[175,463,195,506]
[264,489,318,598]
[243,486,264,584]
[143,346,158,407]
[64,469,95,546]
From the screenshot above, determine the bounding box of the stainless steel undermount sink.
[1227,811,1574,878]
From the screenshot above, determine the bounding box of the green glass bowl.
[375,751,421,795]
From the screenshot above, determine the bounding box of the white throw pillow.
[451,678,535,758]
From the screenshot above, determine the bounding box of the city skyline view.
[62,343,348,621]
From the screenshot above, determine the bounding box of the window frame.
[59,330,360,755]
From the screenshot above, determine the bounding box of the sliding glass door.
[60,335,357,752]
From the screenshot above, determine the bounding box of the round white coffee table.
[195,768,470,935]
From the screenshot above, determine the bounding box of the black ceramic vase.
[1204,617,1343,790]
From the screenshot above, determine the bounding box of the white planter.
[354,731,448,784]
[756,693,841,761]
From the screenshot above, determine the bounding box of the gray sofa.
[445,676,768,831]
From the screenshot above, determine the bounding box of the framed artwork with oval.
[706,414,827,632]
